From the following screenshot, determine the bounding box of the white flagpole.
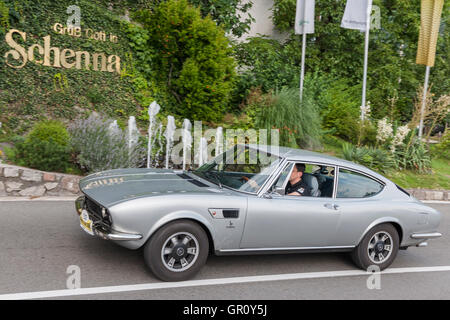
[418,66,430,139]
[296,0,314,102]
[299,28,307,103]
[361,2,371,121]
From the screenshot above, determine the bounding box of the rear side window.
[337,169,384,198]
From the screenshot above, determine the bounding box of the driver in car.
[285,163,312,196]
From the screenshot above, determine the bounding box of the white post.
[299,2,307,103]
[418,66,430,139]
[299,30,307,103]
[361,2,371,121]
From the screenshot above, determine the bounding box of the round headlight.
[101,207,107,219]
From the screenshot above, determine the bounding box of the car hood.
[79,168,221,207]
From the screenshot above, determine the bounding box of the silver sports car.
[75,144,442,281]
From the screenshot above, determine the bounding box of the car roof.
[246,144,390,183]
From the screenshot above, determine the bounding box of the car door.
[330,167,387,247]
[239,162,342,249]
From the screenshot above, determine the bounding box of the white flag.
[341,0,373,31]
[295,0,315,34]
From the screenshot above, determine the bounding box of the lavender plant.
[69,115,146,174]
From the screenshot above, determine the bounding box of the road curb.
[406,188,450,201]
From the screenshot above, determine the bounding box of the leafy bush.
[319,79,362,143]
[189,0,254,37]
[12,120,71,172]
[131,0,236,122]
[394,139,432,172]
[431,129,450,159]
[271,0,296,32]
[254,87,321,149]
[69,116,146,174]
[342,143,395,173]
[233,37,299,105]
[26,120,70,147]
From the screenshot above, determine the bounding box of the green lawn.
[385,158,450,190]
[319,142,450,190]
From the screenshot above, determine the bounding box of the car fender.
[143,210,217,250]
[356,217,404,246]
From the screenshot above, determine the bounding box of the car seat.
[302,173,321,197]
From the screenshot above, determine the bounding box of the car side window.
[270,163,335,198]
[337,169,384,198]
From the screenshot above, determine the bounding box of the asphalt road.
[0,200,449,300]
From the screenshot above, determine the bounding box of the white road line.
[1,266,450,300]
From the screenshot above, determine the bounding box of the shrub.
[26,120,70,146]
[132,0,236,122]
[12,120,71,172]
[189,0,254,37]
[394,139,432,172]
[233,37,299,106]
[254,87,321,149]
[69,115,146,174]
[431,129,450,160]
[342,143,395,173]
[319,79,362,144]
[271,0,296,32]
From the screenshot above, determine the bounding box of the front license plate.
[80,209,94,236]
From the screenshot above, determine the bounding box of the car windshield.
[193,145,281,194]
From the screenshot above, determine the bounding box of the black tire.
[144,220,209,281]
[352,223,399,271]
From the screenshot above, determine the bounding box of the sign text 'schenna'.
[4,28,121,73]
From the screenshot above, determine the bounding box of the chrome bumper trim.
[94,228,142,241]
[416,242,428,247]
[410,232,442,239]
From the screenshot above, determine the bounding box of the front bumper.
[75,195,142,241]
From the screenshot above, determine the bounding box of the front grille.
[85,196,111,228]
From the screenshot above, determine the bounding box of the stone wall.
[0,164,81,197]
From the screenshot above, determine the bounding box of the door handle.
[324,203,334,210]
[324,203,339,210]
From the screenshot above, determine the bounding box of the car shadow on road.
[198,252,357,279]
